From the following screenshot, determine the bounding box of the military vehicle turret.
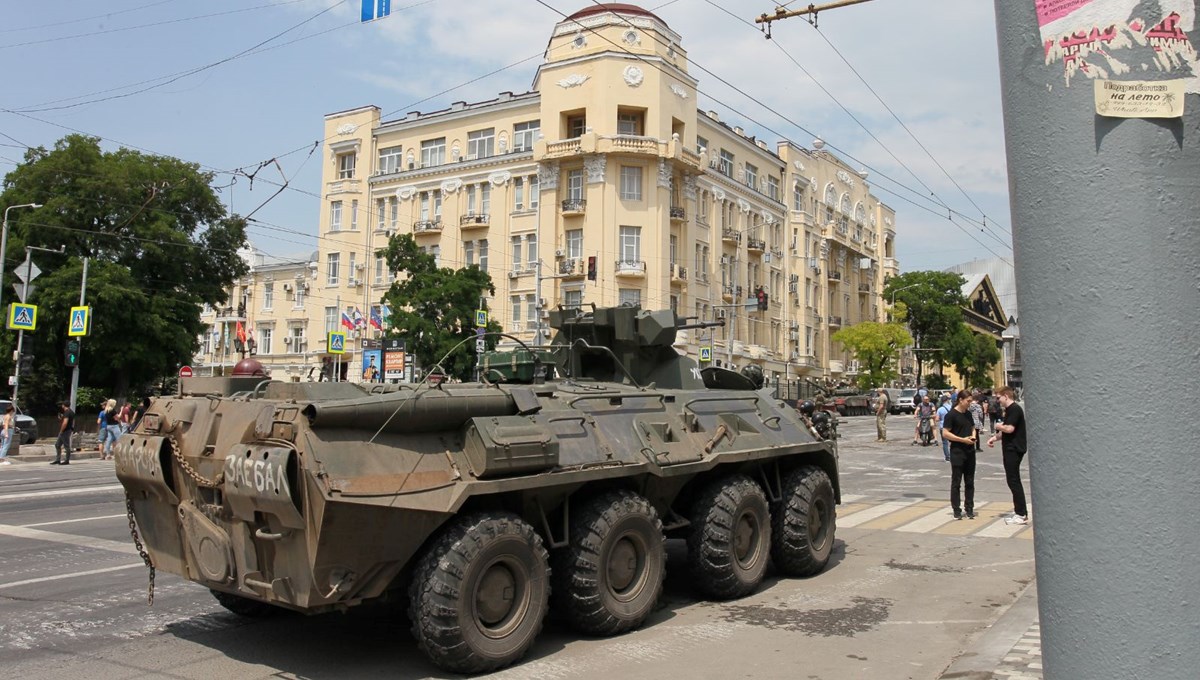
[114,305,840,673]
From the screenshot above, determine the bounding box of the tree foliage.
[1,135,248,412]
[831,322,914,391]
[883,271,968,384]
[379,234,501,381]
[944,324,1002,389]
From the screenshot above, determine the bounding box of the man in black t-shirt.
[52,401,75,465]
[941,390,978,519]
[988,386,1029,525]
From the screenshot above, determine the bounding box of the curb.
[7,443,107,463]
[940,577,1040,679]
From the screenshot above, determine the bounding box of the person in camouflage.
[874,388,889,442]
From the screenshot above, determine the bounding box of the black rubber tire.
[686,475,771,600]
[770,466,836,577]
[407,513,550,674]
[210,589,281,618]
[552,490,666,636]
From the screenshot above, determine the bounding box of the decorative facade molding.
[488,170,512,187]
[396,186,417,201]
[557,73,590,88]
[584,154,606,183]
[623,65,644,87]
[335,123,359,136]
[570,31,588,48]
[683,175,697,200]
[622,29,641,45]
[737,198,752,214]
[440,178,463,194]
[712,187,726,202]
[793,159,806,172]
[538,161,560,190]
[656,159,672,189]
[669,83,688,99]
[836,169,856,188]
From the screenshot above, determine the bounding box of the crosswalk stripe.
[856,500,945,530]
[840,494,867,503]
[932,502,995,535]
[896,506,958,533]
[838,498,922,528]
[975,517,1027,538]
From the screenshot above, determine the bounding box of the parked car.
[0,400,39,444]
[895,389,918,415]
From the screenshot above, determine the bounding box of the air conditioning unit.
[555,248,565,258]
[348,277,360,287]
[538,297,547,307]
[540,310,550,319]
[355,262,366,271]
[809,257,819,269]
[244,289,252,297]
[465,153,477,161]
[790,350,799,360]
[709,159,719,169]
[716,309,726,319]
[508,270,521,279]
[284,337,293,346]
[283,283,293,292]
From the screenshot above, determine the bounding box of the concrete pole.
[69,257,89,414]
[11,253,34,405]
[993,3,1200,678]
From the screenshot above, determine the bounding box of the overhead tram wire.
[0,0,185,34]
[555,0,1013,263]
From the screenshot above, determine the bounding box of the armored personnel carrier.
[114,305,840,673]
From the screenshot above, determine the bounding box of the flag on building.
[381,304,392,324]
[353,307,365,329]
[369,306,383,330]
[235,321,247,344]
[360,0,391,22]
[341,309,355,330]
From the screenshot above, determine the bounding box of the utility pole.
[12,245,63,405]
[69,257,88,414]
[995,3,1199,679]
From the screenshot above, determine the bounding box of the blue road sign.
[328,331,347,354]
[6,303,37,331]
[700,346,712,363]
[68,306,91,337]
[361,0,391,22]
[476,309,488,328]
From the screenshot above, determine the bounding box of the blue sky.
[1,0,1014,274]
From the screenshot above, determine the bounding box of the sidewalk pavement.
[940,576,1042,680]
[5,435,107,462]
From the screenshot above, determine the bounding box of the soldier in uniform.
[875,388,890,442]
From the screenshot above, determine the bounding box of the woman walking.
[968,390,985,452]
[100,399,121,460]
[0,404,14,465]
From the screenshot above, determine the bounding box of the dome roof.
[565,3,666,26]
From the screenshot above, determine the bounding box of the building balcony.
[558,258,585,277]
[213,306,248,324]
[827,269,843,282]
[543,138,583,159]
[721,227,741,244]
[829,316,843,327]
[460,213,490,228]
[770,246,784,260]
[325,178,361,195]
[669,206,686,223]
[561,199,586,216]
[722,284,735,302]
[414,219,443,234]
[695,272,709,285]
[670,263,687,283]
[747,238,766,253]
[828,359,845,374]
[614,260,646,277]
[858,283,872,294]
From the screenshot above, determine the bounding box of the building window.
[567,169,584,201]
[511,295,522,327]
[430,244,440,267]
[348,252,357,282]
[421,137,446,167]
[419,192,430,221]
[718,150,734,177]
[513,177,524,211]
[324,306,339,334]
[745,163,758,189]
[337,152,356,179]
[513,120,540,152]
[329,201,342,231]
[526,294,538,330]
[699,191,709,222]
[669,235,678,266]
[389,196,398,228]
[479,238,489,270]
[464,240,475,266]
[376,198,386,228]
[434,190,442,220]
[564,288,583,310]
[511,236,523,270]
[566,229,583,258]
[378,146,402,174]
[567,113,586,138]
[530,175,539,209]
[327,253,340,286]
[375,255,385,284]
[619,166,642,200]
[263,283,274,310]
[481,184,491,214]
[294,286,305,308]
[259,327,272,355]
[697,136,708,154]
[350,199,359,230]
[767,176,779,201]
[617,111,643,135]
[467,185,477,214]
[793,183,804,211]
[467,128,495,159]
[618,288,642,307]
[526,234,538,266]
[619,226,641,263]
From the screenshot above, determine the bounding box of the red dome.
[565,3,666,26]
[232,358,269,377]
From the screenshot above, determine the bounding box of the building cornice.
[375,93,540,134]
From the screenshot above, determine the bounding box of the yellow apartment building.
[194,3,900,385]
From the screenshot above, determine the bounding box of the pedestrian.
[987,391,1002,432]
[97,400,116,460]
[52,401,75,465]
[941,389,978,519]
[874,388,889,442]
[912,395,935,445]
[968,390,985,451]
[0,404,14,466]
[988,386,1029,525]
[95,399,109,452]
[117,401,132,434]
[129,396,151,432]
[935,395,953,462]
[102,399,122,459]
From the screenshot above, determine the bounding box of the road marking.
[857,500,944,530]
[839,498,922,527]
[974,517,1027,538]
[0,483,123,501]
[0,563,142,590]
[23,513,127,528]
[0,523,137,555]
[932,502,994,535]
[896,507,960,533]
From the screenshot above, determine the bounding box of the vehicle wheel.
[552,490,665,636]
[687,475,771,600]
[211,589,281,617]
[408,513,550,674]
[770,466,836,577]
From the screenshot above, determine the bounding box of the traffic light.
[65,340,80,367]
[17,353,34,376]
[756,287,768,311]
[587,256,597,281]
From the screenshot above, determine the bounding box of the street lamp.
[0,202,43,316]
[889,282,921,311]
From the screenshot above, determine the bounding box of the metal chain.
[124,491,156,605]
[168,434,223,487]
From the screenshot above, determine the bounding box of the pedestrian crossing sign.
[699,346,712,363]
[68,306,91,337]
[475,309,488,328]
[328,331,346,354]
[6,303,36,331]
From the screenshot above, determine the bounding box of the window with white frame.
[511,236,523,270]
[259,327,272,355]
[263,283,274,310]
[479,238,489,270]
[618,288,642,307]
[467,185,477,214]
[420,138,446,167]
[529,175,539,209]
[464,240,475,266]
[793,183,804,211]
[419,192,430,221]
[290,326,305,348]
[564,288,583,310]
[348,252,357,282]
[526,294,537,329]
[327,253,340,286]
[697,136,708,154]
[567,169,584,200]
[324,306,339,334]
[619,166,642,200]
[329,201,342,231]
[510,295,522,328]
[375,255,385,284]
[337,152,356,179]
[294,285,305,308]
[767,175,779,201]
[389,196,398,228]
[513,120,540,152]
[617,111,643,136]
[378,146,402,174]
[481,184,491,214]
[669,234,678,266]
[619,226,641,263]
[350,199,358,230]
[718,150,734,176]
[566,229,583,258]
[513,177,524,211]
[699,191,709,222]
[430,244,440,267]
[434,190,442,221]
[467,128,495,159]
[526,234,538,266]
[745,163,758,189]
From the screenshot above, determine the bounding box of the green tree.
[1,135,248,412]
[379,234,501,381]
[831,322,914,391]
[883,271,968,385]
[944,324,1002,389]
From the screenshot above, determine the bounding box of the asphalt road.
[0,415,1035,679]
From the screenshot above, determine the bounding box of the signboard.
[179,365,194,378]
[361,350,381,382]
[68,306,91,337]
[475,309,488,328]
[328,331,347,354]
[699,346,712,363]
[383,337,406,378]
[6,303,37,331]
